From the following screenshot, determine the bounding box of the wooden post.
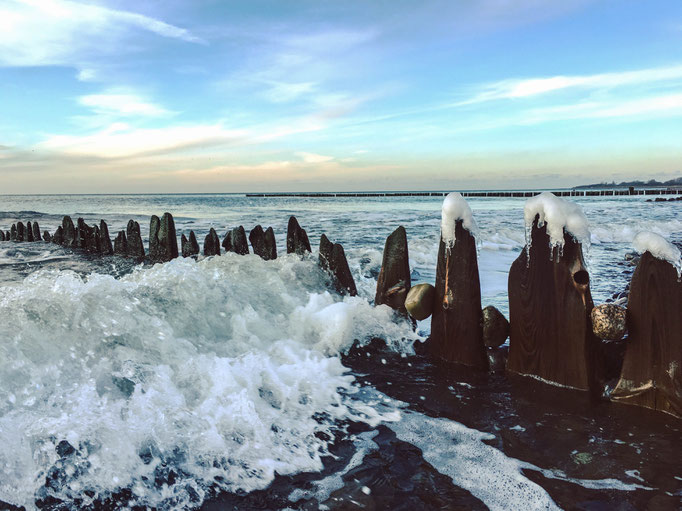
[507,216,600,393]
[430,220,488,369]
[375,226,411,315]
[611,252,682,417]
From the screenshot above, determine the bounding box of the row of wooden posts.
[1,214,359,297]
[2,211,680,419]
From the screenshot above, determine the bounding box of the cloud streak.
[0,0,203,68]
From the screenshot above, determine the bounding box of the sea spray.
[0,255,419,510]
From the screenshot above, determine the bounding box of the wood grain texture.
[507,217,600,392]
[430,221,488,369]
[375,226,411,314]
[611,252,682,417]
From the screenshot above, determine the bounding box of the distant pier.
[246,188,682,198]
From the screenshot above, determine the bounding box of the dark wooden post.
[375,226,411,315]
[611,252,682,417]
[431,220,488,369]
[507,217,600,392]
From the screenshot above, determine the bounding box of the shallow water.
[0,193,680,510]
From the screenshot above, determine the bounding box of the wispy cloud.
[0,0,203,68]
[78,90,174,118]
[39,123,247,158]
[466,64,682,103]
[295,152,334,163]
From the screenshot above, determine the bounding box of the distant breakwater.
[246,187,682,198]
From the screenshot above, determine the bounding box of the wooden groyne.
[246,187,682,198]
[2,192,682,421]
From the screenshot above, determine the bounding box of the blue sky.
[1,0,681,192]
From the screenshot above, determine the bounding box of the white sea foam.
[0,255,419,510]
[632,231,682,276]
[389,411,560,511]
[441,192,478,247]
[524,192,590,249]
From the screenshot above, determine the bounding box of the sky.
[1,0,682,193]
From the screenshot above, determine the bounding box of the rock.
[99,220,113,255]
[204,228,221,256]
[16,222,25,242]
[318,234,358,296]
[10,224,16,241]
[375,226,412,315]
[32,222,40,242]
[181,231,200,257]
[482,305,510,348]
[62,216,76,247]
[431,220,488,369]
[404,283,435,321]
[42,231,51,242]
[26,222,34,242]
[507,216,601,393]
[287,216,311,255]
[149,213,178,262]
[249,225,277,260]
[114,231,127,255]
[223,226,249,255]
[52,226,64,245]
[591,304,627,340]
[126,220,145,259]
[611,252,682,417]
[488,345,509,373]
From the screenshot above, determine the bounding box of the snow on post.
[632,231,682,278]
[441,192,478,247]
[523,192,590,251]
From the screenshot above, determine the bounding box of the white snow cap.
[633,231,682,276]
[441,192,478,247]
[524,192,590,248]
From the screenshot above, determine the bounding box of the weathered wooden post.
[287,216,311,255]
[375,226,411,315]
[114,231,127,255]
[62,216,76,247]
[181,231,200,257]
[222,226,249,255]
[204,228,221,256]
[507,192,600,392]
[149,213,178,262]
[32,222,40,242]
[611,232,682,417]
[249,225,277,260]
[99,220,114,255]
[319,234,357,296]
[126,220,145,259]
[430,193,488,369]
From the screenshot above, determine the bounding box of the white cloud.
[40,123,247,158]
[0,0,203,68]
[295,152,334,163]
[78,91,173,118]
[468,64,682,103]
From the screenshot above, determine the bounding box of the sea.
[0,192,681,510]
